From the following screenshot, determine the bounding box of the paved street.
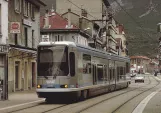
[0,74,160,113]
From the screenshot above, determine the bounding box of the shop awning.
[12,47,37,54]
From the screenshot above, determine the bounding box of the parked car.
[135,75,144,83]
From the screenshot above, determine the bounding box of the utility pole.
[157,23,161,73]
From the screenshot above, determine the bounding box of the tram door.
[92,64,97,85]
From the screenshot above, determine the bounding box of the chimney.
[81,9,87,17]
[44,9,49,28]
[67,9,71,28]
[51,4,54,13]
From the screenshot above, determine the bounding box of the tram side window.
[69,52,75,76]
[124,67,126,75]
[117,67,119,81]
[109,68,112,80]
[126,62,130,73]
[97,65,103,82]
[104,65,107,81]
[83,54,91,74]
[112,68,115,80]
[120,67,123,79]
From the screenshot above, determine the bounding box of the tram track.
[111,76,160,113]
[73,75,152,113]
[7,103,45,113]
[6,102,69,113]
[6,75,152,113]
[40,75,151,113]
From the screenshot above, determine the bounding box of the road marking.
[0,99,45,111]
[132,90,159,113]
[132,76,161,113]
[155,76,161,81]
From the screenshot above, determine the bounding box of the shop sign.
[42,35,49,42]
[23,19,32,27]
[10,22,20,33]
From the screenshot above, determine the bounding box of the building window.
[72,36,75,42]
[54,35,64,41]
[23,0,29,17]
[15,34,18,45]
[32,30,35,48]
[55,35,58,41]
[24,27,28,47]
[30,4,35,20]
[83,54,91,74]
[60,35,64,41]
[14,0,21,13]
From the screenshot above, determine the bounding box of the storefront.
[8,45,37,92]
[0,45,9,100]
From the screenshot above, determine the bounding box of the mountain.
[111,0,161,57]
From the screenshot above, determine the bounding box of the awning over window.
[11,47,37,54]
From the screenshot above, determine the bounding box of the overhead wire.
[11,0,154,59]
[112,0,154,40]
[67,0,155,41]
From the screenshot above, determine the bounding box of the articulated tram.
[36,41,130,102]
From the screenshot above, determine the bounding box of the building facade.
[56,0,110,20]
[0,0,9,100]
[8,0,45,92]
[116,24,128,56]
[40,10,90,46]
[107,16,118,54]
[130,56,151,73]
[56,0,110,47]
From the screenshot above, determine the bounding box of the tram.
[36,41,130,102]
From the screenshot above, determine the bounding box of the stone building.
[8,0,45,92]
[0,0,9,100]
[116,24,128,56]
[55,0,123,55]
[40,9,91,46]
[130,56,151,73]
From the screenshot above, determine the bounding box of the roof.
[28,0,46,6]
[40,11,78,30]
[130,56,151,60]
[37,0,46,6]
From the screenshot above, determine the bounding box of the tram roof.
[38,41,130,61]
[38,41,77,47]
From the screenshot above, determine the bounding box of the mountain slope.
[111,0,161,57]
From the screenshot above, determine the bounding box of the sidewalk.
[0,89,44,109]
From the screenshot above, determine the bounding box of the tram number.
[46,80,55,84]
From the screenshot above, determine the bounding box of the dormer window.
[14,0,21,13]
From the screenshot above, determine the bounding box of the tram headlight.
[60,84,68,88]
[64,85,68,88]
[37,85,41,88]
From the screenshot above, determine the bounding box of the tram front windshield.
[38,46,69,77]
